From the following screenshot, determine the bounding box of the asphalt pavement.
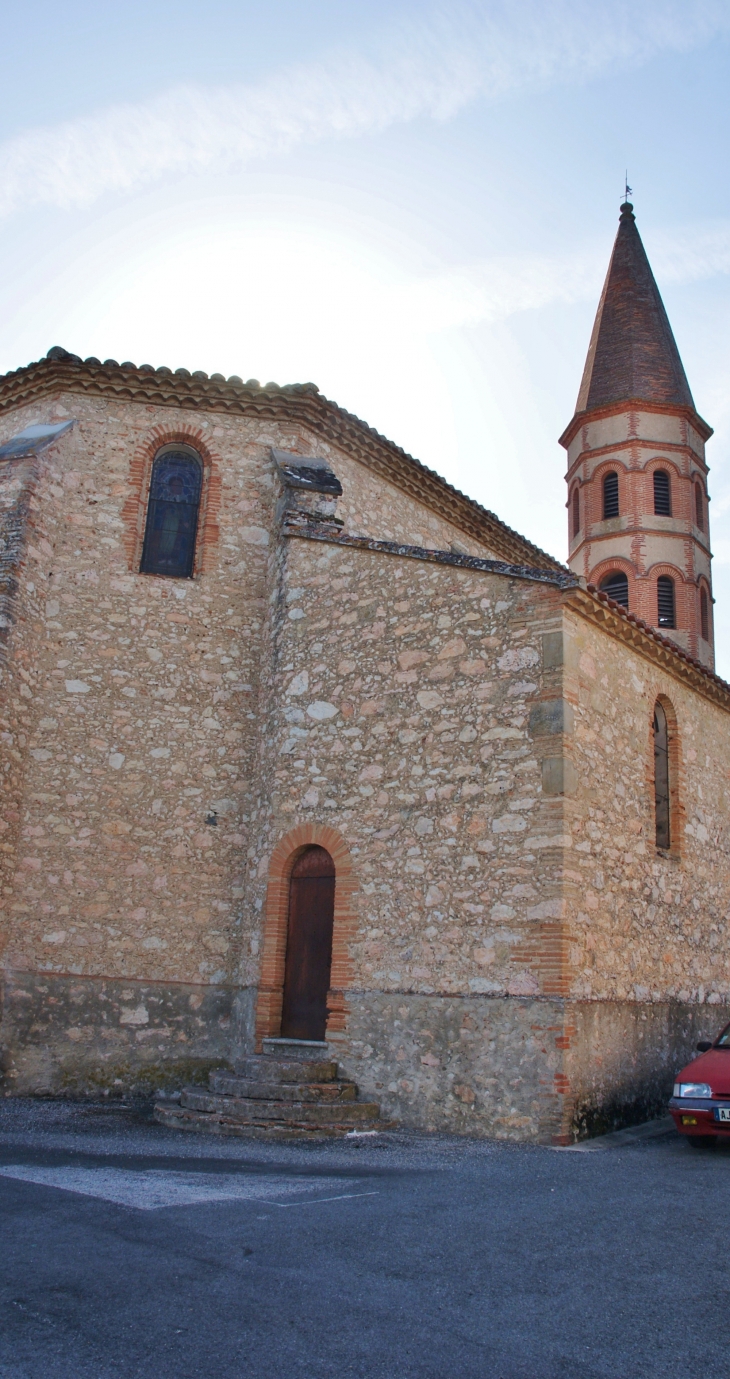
[1,1099,728,1379]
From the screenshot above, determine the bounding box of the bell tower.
[560,201,714,669]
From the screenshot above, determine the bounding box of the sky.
[3,1,730,670]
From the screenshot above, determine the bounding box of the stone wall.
[0,391,506,1096]
[1,970,253,1097]
[564,998,730,1135]
[245,524,579,1137]
[0,397,268,1003]
[564,603,730,1005]
[252,529,568,1001]
[245,529,730,1138]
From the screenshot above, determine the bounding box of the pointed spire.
[575,202,695,416]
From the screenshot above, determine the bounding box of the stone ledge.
[283,520,578,589]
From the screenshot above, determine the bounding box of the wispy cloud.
[395,218,730,335]
[0,0,727,220]
[650,223,730,285]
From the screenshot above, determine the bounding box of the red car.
[669,1022,730,1145]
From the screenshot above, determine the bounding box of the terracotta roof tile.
[575,203,696,417]
[0,347,565,573]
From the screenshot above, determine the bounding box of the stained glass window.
[140,450,202,578]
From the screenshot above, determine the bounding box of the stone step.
[261,1037,329,1060]
[179,1089,380,1125]
[232,1055,339,1084]
[209,1071,357,1102]
[154,1103,391,1140]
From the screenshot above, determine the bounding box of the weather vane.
[623,171,633,204]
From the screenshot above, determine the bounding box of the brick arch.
[692,475,708,533]
[592,457,630,480]
[643,456,685,520]
[589,556,637,607]
[583,458,629,526]
[568,480,582,542]
[254,823,358,1048]
[643,562,689,632]
[643,561,689,584]
[697,575,713,643]
[120,425,222,576]
[589,556,637,584]
[644,455,683,478]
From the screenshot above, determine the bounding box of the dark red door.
[281,846,335,1041]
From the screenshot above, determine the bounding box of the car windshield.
[714,1025,730,1047]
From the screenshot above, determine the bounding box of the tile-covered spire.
[575,201,695,416]
[562,201,715,671]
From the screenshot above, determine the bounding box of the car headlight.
[674,1082,712,1098]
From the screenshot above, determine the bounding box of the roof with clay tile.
[565,202,711,441]
[0,346,566,572]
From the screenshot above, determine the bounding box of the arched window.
[695,482,705,531]
[657,575,676,629]
[602,471,619,520]
[653,701,670,850]
[599,571,629,609]
[653,469,672,516]
[140,448,203,578]
[700,587,710,643]
[572,487,580,538]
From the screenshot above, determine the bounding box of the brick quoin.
[511,920,573,997]
[254,823,358,1049]
[120,426,222,576]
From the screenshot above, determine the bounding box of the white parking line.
[265,1191,379,1207]
[0,1165,365,1211]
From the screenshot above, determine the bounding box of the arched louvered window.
[657,575,675,629]
[701,587,710,643]
[572,487,580,538]
[599,571,629,609]
[695,483,705,531]
[602,471,619,520]
[653,701,670,850]
[140,448,203,578]
[653,469,672,516]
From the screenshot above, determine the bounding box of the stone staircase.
[154,1038,393,1139]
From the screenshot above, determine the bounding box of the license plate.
[713,1107,730,1122]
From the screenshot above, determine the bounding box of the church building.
[0,202,728,1142]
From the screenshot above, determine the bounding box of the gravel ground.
[0,1098,728,1378]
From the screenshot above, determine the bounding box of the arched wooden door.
[281,846,335,1041]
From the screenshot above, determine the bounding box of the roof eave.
[566,584,730,713]
[0,351,566,574]
[559,398,714,451]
